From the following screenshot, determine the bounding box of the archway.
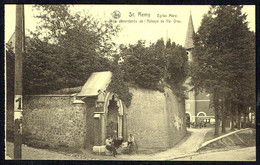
[197,112,207,124]
[106,96,119,137]
[197,112,206,117]
[102,92,124,143]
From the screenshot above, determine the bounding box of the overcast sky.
[5,5,255,47]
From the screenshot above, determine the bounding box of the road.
[6,127,255,161]
[174,147,256,161]
[5,142,95,160]
[5,128,211,160]
[116,128,212,160]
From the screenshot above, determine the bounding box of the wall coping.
[24,94,73,97]
[73,100,85,104]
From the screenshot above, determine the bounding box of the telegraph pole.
[14,4,24,160]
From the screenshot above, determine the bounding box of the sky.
[5,5,255,47]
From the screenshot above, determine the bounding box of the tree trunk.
[221,95,226,133]
[230,102,235,131]
[248,112,251,125]
[243,110,247,129]
[214,90,219,137]
[237,105,241,130]
[214,113,219,137]
[230,117,234,131]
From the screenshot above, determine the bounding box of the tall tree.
[120,39,188,96]
[120,40,165,90]
[190,5,255,136]
[15,5,120,94]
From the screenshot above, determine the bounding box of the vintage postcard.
[5,4,256,161]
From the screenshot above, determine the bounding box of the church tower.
[185,11,195,62]
[184,11,196,124]
[184,12,214,126]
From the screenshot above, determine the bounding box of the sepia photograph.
[4,4,256,161]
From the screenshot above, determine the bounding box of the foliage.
[119,40,165,90]
[33,5,120,56]
[15,5,121,94]
[190,5,255,133]
[6,45,15,95]
[165,42,188,97]
[120,39,188,95]
[107,59,133,107]
[7,5,189,107]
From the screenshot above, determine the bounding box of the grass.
[203,127,233,143]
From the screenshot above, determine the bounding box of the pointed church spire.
[184,11,195,49]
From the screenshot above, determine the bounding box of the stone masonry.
[23,95,87,148]
[127,87,186,150]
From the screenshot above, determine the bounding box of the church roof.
[184,13,195,50]
[77,71,112,97]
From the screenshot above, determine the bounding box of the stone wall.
[164,88,187,148]
[23,95,87,148]
[10,86,187,151]
[126,87,186,150]
[83,97,99,147]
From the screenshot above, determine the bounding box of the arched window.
[197,112,206,117]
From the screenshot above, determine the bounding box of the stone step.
[93,142,129,155]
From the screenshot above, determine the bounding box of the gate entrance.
[101,92,124,144]
[106,96,119,137]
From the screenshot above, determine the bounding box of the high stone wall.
[164,88,187,147]
[17,87,186,151]
[126,87,186,150]
[23,96,87,148]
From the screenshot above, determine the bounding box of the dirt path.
[116,128,212,160]
[5,128,212,160]
[5,142,94,160]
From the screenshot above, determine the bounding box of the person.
[112,130,117,139]
[128,134,135,154]
[105,135,117,157]
[204,119,207,127]
[114,136,123,149]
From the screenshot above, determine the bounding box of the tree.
[190,5,255,136]
[120,39,188,97]
[19,5,120,94]
[120,40,167,90]
[166,39,172,48]
[165,42,188,96]
[33,5,119,56]
[107,58,133,107]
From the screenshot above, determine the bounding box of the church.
[184,12,215,126]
